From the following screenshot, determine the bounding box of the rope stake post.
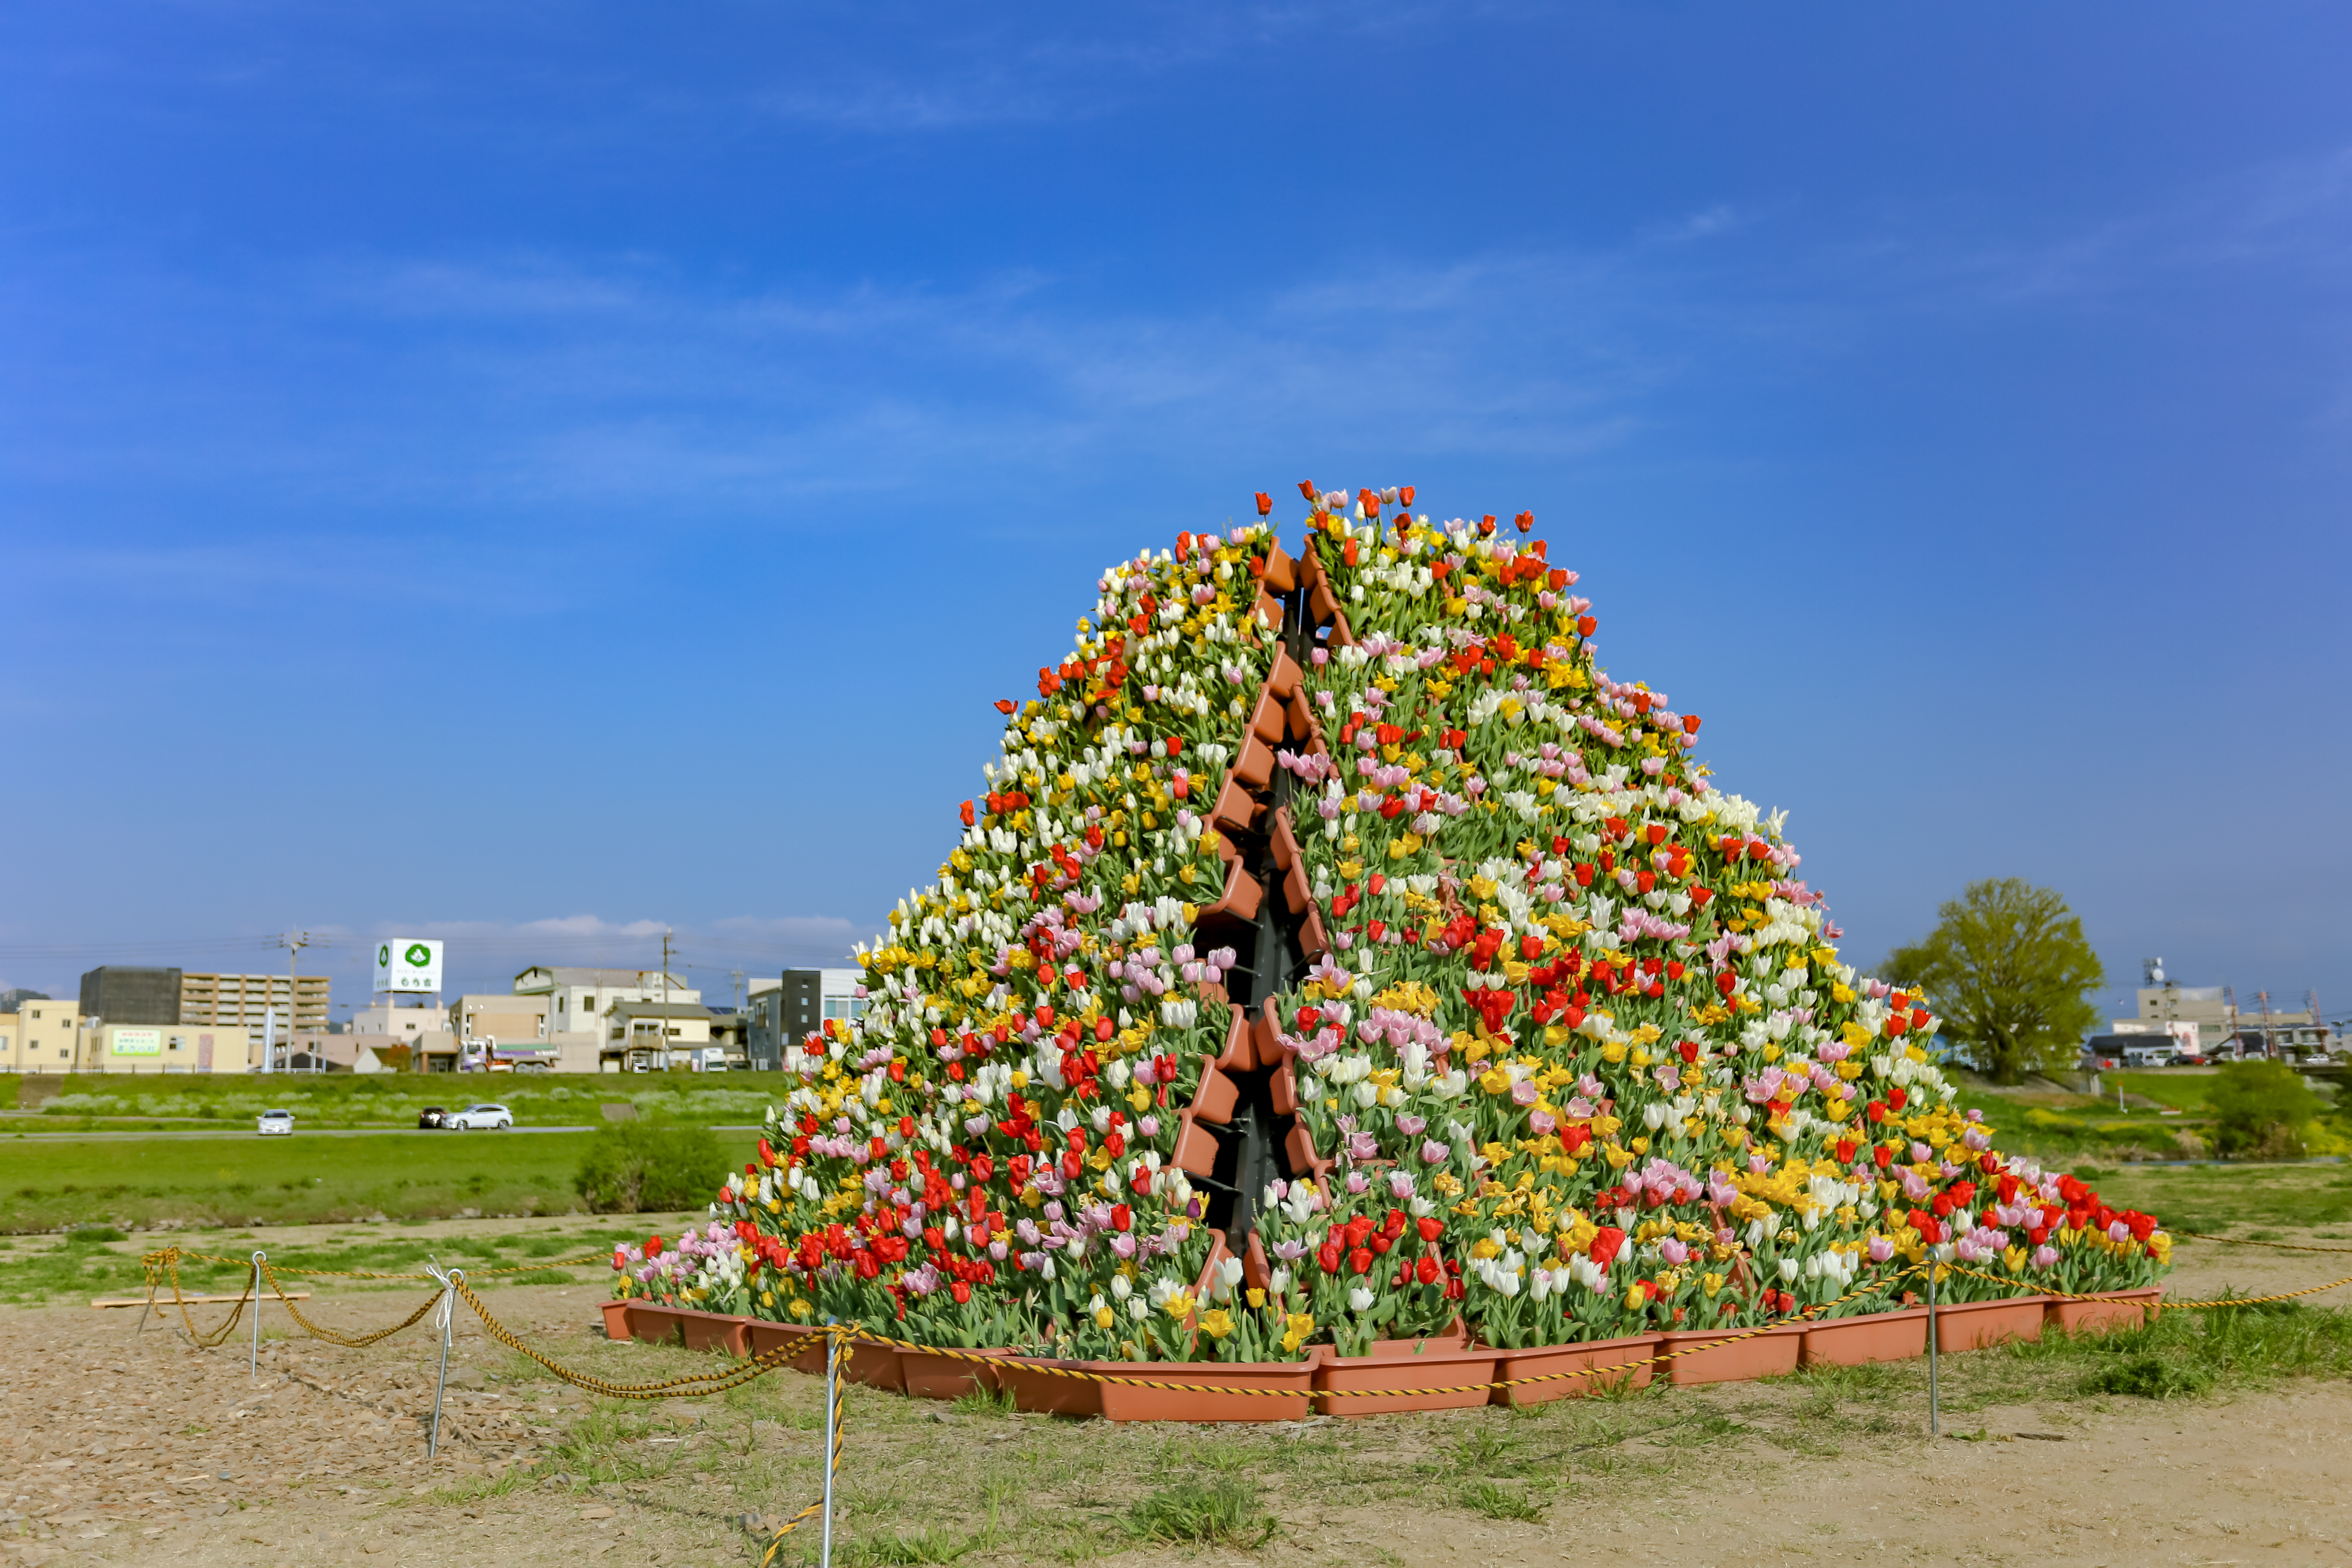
[249,1252,265,1379]
[820,1318,840,1568]
[1924,1253,1939,1439]
[423,1263,463,1460]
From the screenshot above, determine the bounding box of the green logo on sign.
[378,943,392,967]
[404,943,433,968]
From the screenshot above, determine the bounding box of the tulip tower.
[639,484,2169,1365]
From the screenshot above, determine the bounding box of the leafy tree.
[1883,877,2105,1086]
[574,1118,728,1213]
[2207,1061,2321,1160]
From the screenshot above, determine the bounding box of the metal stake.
[820,1319,840,1568]
[1926,1255,1939,1438]
[249,1251,266,1378]
[426,1264,461,1459]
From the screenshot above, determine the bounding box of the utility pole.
[2257,990,2275,1060]
[660,928,673,1070]
[274,931,317,1072]
[731,968,745,1012]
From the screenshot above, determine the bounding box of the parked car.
[257,1109,294,1136]
[444,1103,514,1130]
[418,1106,449,1129]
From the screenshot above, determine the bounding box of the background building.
[606,999,717,1071]
[78,966,183,1025]
[741,969,861,1070]
[179,971,331,1036]
[0,999,86,1072]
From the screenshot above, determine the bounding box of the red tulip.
[1416,1216,1443,1243]
[994,698,1017,714]
[959,800,976,827]
[1298,480,1317,501]
[1254,491,1273,517]
[1478,514,1496,536]
[1399,485,1415,505]
[1515,510,1533,532]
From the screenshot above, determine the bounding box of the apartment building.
[179,972,331,1035]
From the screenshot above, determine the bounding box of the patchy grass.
[1127,1475,1275,1547]
[2083,1162,2352,1234]
[0,1129,760,1231]
[0,1218,656,1304]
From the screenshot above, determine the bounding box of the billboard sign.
[111,1027,162,1057]
[375,938,444,995]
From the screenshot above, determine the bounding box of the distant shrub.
[573,1119,728,1213]
[2209,1061,2322,1158]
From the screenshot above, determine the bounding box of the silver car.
[256,1109,294,1136]
[444,1103,514,1130]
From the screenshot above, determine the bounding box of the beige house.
[0,1000,87,1072]
[0,1007,256,1074]
[606,1000,716,1071]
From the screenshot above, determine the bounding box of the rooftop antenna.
[2143,957,2165,987]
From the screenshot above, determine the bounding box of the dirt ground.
[5,1225,2351,1568]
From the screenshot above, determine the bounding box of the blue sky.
[3,3,2347,1023]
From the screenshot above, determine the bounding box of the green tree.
[1882,877,2105,1086]
[573,1118,728,1214]
[2207,1060,2322,1159]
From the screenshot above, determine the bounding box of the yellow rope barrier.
[1933,1262,2352,1311]
[2176,1231,2352,1255]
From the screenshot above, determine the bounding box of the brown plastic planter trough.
[1487,1333,1661,1407]
[622,1303,751,1356]
[899,1347,1010,1400]
[1932,1295,2048,1353]
[1661,1323,1805,1385]
[1801,1308,1929,1368]
[1315,1342,1498,1416]
[2046,1286,2161,1335]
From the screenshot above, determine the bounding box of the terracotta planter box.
[1266,647,1302,700]
[1210,777,1260,838]
[1249,690,1287,745]
[676,1307,753,1357]
[1661,1323,1804,1385]
[1173,1112,1220,1177]
[621,1302,689,1346]
[997,1357,1105,1418]
[598,1300,632,1340]
[1486,1334,1661,1407]
[842,1339,905,1391]
[1315,1343,1498,1417]
[1801,1308,1928,1368]
[1095,1355,1322,1423]
[1192,1061,1239,1124]
[900,1347,1010,1401]
[743,1320,832,1375]
[2046,1286,2162,1336]
[1932,1296,2048,1353]
[1368,1318,1468,1356]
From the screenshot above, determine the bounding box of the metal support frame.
[1192,573,1332,1247]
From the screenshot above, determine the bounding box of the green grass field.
[0,1126,763,1231]
[0,1071,787,1130]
